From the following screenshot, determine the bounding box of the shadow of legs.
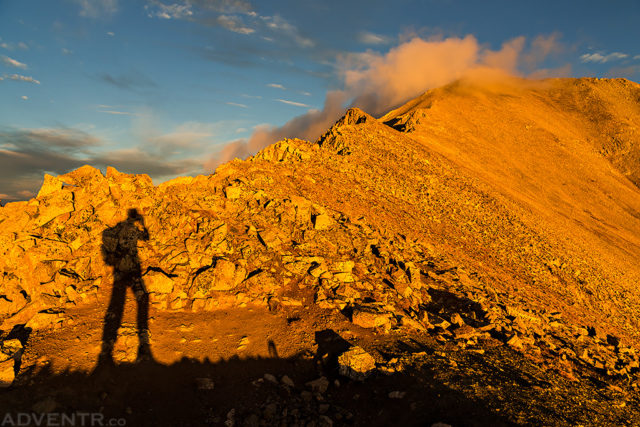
[133,277,153,362]
[99,278,126,367]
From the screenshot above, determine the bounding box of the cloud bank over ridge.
[206,33,568,169]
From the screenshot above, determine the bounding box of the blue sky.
[1,0,639,201]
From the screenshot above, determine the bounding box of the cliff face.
[1,77,640,424]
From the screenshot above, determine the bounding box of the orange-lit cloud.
[206,33,568,170]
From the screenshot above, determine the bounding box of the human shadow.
[98,208,152,366]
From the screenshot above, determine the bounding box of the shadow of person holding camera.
[98,208,153,367]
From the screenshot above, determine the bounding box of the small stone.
[450,313,465,327]
[352,307,392,329]
[31,396,58,413]
[454,325,478,340]
[507,335,524,350]
[313,213,333,230]
[338,346,376,381]
[0,359,15,388]
[429,314,451,329]
[388,391,406,399]
[25,312,63,330]
[306,376,329,393]
[224,186,242,199]
[263,373,278,384]
[281,375,295,387]
[195,377,215,390]
[0,339,23,361]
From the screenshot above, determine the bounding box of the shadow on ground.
[0,348,513,427]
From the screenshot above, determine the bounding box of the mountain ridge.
[1,76,640,424]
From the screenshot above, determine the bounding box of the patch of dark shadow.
[395,338,429,354]
[383,117,407,132]
[39,308,65,315]
[339,305,354,321]
[1,324,31,373]
[425,288,488,328]
[382,278,395,289]
[314,329,352,377]
[256,232,268,248]
[370,244,382,257]
[59,268,81,280]
[144,266,178,278]
[306,262,320,274]
[286,316,301,325]
[244,268,263,281]
[0,350,516,426]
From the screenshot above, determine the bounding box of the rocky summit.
[1,77,640,426]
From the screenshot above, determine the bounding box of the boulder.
[145,271,175,294]
[0,338,23,388]
[351,306,392,329]
[338,346,376,381]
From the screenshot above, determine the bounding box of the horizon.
[1,0,640,201]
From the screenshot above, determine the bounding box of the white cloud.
[226,102,248,108]
[0,41,29,50]
[3,74,40,84]
[1,55,27,69]
[74,0,118,17]
[261,15,314,47]
[107,31,115,36]
[216,15,254,34]
[298,91,311,96]
[580,52,629,63]
[98,109,139,116]
[275,99,310,108]
[62,48,73,55]
[634,55,640,60]
[21,96,28,100]
[267,83,285,89]
[241,94,262,99]
[358,31,389,45]
[147,2,193,19]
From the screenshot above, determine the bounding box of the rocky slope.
[1,77,640,425]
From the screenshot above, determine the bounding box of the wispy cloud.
[98,109,139,116]
[74,0,118,17]
[0,124,205,201]
[146,2,193,19]
[1,55,27,69]
[226,102,248,108]
[358,31,390,45]
[267,83,285,89]
[0,41,29,51]
[2,74,40,84]
[634,55,640,60]
[275,99,310,108]
[580,52,628,63]
[298,91,311,96]
[216,14,254,34]
[241,94,262,99]
[21,96,28,100]
[99,71,157,90]
[107,31,115,36]
[260,14,314,48]
[62,48,73,55]
[145,1,315,48]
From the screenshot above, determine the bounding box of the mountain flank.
[1,77,640,425]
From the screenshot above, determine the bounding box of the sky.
[1,0,640,201]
